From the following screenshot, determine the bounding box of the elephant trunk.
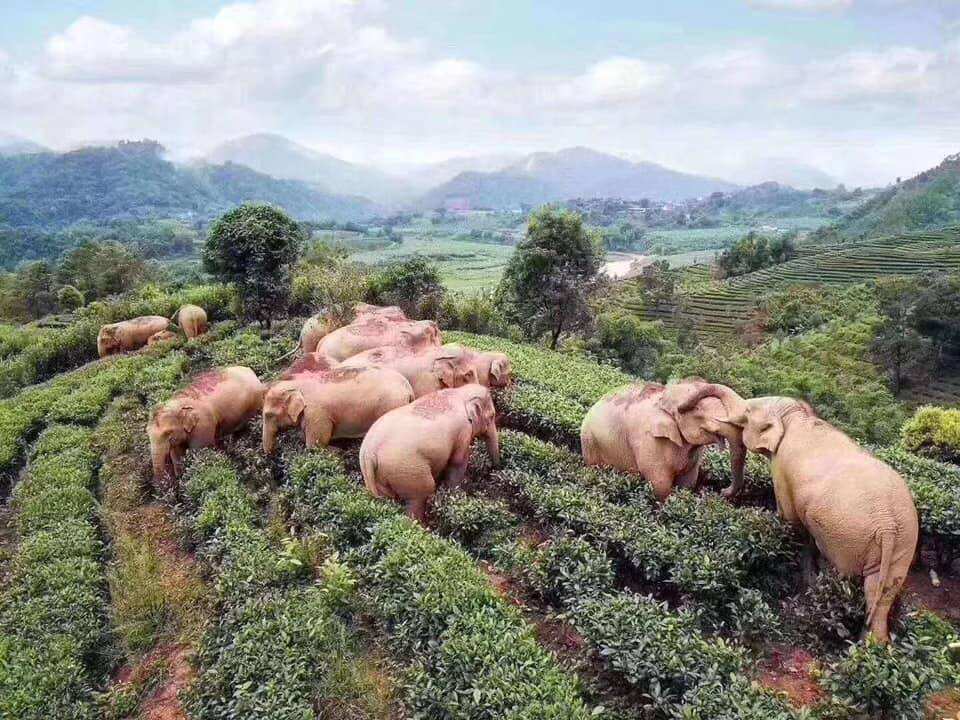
[724,433,747,499]
[263,418,279,455]
[150,438,172,484]
[486,425,501,468]
[678,382,747,419]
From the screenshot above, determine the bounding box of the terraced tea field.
[619,227,960,341]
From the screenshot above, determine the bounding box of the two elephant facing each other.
[581,379,919,643]
[97,304,208,358]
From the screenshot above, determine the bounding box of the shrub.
[57,285,85,312]
[901,405,960,462]
[365,256,445,319]
[586,311,667,376]
[821,611,960,720]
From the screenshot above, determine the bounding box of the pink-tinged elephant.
[262,366,414,453]
[147,366,265,486]
[280,352,338,380]
[580,379,747,502]
[299,311,339,354]
[98,316,171,358]
[316,318,441,363]
[453,346,512,389]
[339,345,478,398]
[147,330,179,346]
[353,303,407,323]
[360,384,500,523]
[719,394,919,642]
[173,304,208,339]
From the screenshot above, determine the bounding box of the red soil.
[758,645,825,708]
[903,568,960,625]
[114,643,195,720]
[535,617,587,655]
[927,687,960,720]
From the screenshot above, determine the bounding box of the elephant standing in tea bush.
[710,394,919,643]
[97,315,170,357]
[580,379,747,501]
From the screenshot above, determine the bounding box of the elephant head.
[732,396,817,457]
[97,325,120,357]
[262,383,306,454]
[664,379,750,498]
[401,320,441,348]
[484,352,512,388]
[433,354,479,389]
[147,403,200,482]
[464,386,500,467]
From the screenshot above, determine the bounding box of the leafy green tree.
[203,204,303,328]
[57,241,150,301]
[0,262,58,320]
[57,285,84,312]
[366,256,444,318]
[588,311,666,375]
[717,231,797,278]
[497,207,604,349]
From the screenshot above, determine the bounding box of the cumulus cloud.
[0,0,955,185]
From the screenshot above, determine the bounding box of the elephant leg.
[676,448,703,490]
[642,463,676,503]
[863,572,893,643]
[801,534,819,588]
[444,433,472,490]
[406,497,428,525]
[304,411,334,449]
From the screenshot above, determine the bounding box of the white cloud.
[799,46,937,101]
[546,57,668,108]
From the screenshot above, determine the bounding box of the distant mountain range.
[0,141,376,230]
[731,157,839,191]
[416,147,739,210]
[0,133,48,157]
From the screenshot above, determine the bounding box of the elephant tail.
[360,446,395,500]
[866,529,896,627]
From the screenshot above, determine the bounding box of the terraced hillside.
[620,227,960,341]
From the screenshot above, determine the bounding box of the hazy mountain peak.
[0,132,48,156]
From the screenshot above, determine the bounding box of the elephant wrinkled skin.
[262,366,414,453]
[580,379,747,501]
[339,344,478,398]
[173,304,208,339]
[316,318,441,363]
[147,366,265,486]
[147,330,179,346]
[725,395,919,642]
[360,384,500,523]
[98,315,171,358]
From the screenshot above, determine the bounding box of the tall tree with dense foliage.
[366,256,445,318]
[203,204,303,328]
[497,207,604,349]
[716,231,797,278]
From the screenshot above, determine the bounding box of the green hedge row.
[432,490,799,719]
[0,323,44,360]
[0,426,104,720]
[0,283,233,397]
[283,449,599,719]
[492,430,797,628]
[180,450,382,720]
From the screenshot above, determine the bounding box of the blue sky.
[0,1,956,184]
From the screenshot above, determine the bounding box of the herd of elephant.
[97,303,918,643]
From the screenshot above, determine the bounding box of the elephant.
[173,304,208,339]
[262,366,414,453]
[316,318,441,363]
[360,384,500,523]
[299,311,338,353]
[339,344,479,398]
[713,394,919,642]
[147,366,265,485]
[580,379,747,501]
[457,347,512,389]
[98,316,171,358]
[147,330,179,346]
[353,303,407,323]
[280,352,337,380]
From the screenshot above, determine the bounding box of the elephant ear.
[651,411,684,447]
[284,389,306,424]
[465,396,485,430]
[433,357,458,388]
[490,356,510,385]
[754,415,785,454]
[178,406,199,434]
[459,366,478,386]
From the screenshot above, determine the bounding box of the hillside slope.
[0,141,376,230]
[416,147,738,209]
[828,152,960,238]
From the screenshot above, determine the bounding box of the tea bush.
[821,610,960,720]
[901,405,960,463]
[0,425,104,720]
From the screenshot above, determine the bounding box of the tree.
[366,256,444,318]
[716,231,797,278]
[871,276,938,393]
[588,311,666,375]
[57,285,84,312]
[496,207,604,349]
[203,204,303,328]
[58,241,150,300]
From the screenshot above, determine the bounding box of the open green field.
[621,227,960,341]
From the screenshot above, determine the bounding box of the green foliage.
[901,405,960,462]
[821,610,960,719]
[586,311,667,376]
[757,285,835,336]
[497,206,604,348]
[782,570,865,648]
[365,255,445,318]
[0,425,103,720]
[57,284,84,311]
[203,204,303,327]
[717,231,797,279]
[195,328,295,379]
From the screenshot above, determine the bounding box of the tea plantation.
[0,301,957,720]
